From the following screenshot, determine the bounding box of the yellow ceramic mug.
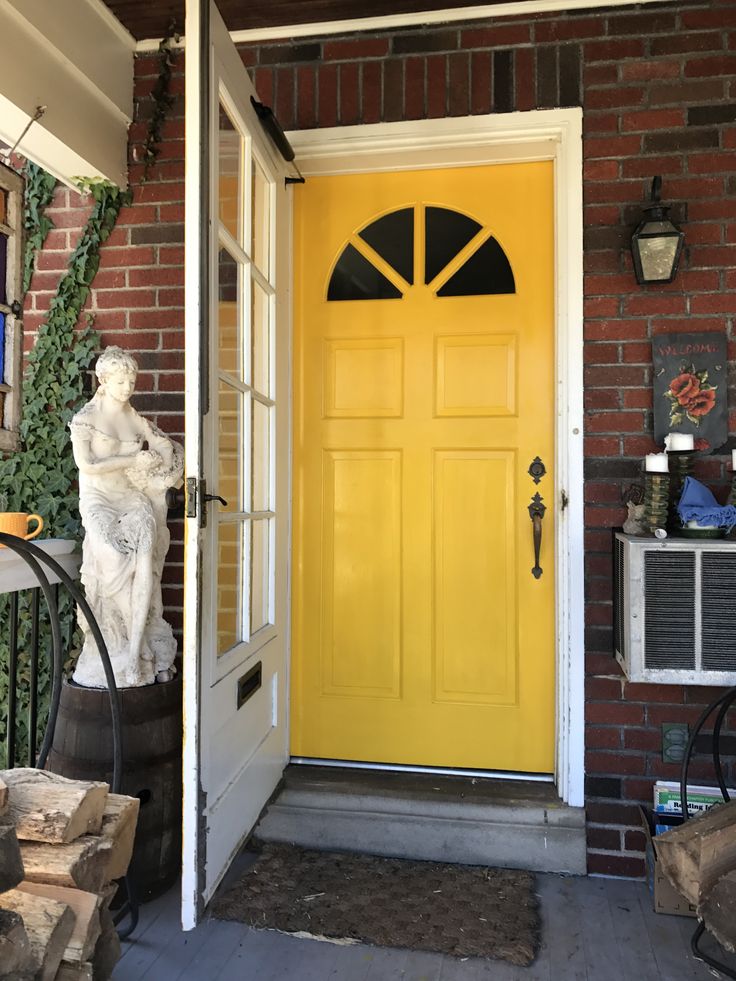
[0,512,44,547]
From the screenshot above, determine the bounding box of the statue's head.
[95,347,138,403]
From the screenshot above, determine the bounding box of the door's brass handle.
[528,492,546,580]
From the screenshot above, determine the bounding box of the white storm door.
[183,0,291,929]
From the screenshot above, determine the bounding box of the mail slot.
[237,661,262,710]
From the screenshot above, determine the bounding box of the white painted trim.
[0,1,132,185]
[137,0,670,50]
[287,108,586,808]
[181,0,207,934]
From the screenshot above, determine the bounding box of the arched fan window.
[327,205,515,301]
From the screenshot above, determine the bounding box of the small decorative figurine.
[69,347,184,688]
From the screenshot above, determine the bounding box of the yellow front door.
[291,161,555,773]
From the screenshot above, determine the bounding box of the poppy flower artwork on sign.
[652,332,728,453]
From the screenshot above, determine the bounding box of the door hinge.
[561,489,569,512]
[185,477,198,519]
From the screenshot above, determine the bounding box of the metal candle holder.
[643,471,670,534]
[667,450,694,529]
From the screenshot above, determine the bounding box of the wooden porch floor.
[114,869,736,980]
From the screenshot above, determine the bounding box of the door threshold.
[290,756,555,783]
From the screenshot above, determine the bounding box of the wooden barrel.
[47,674,182,901]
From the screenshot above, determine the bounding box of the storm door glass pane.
[218,381,243,514]
[250,519,271,634]
[252,156,270,278]
[252,398,270,513]
[217,520,244,655]
[252,278,270,397]
[218,248,241,379]
[0,233,7,306]
[218,104,241,242]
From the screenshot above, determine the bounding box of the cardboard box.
[640,807,696,918]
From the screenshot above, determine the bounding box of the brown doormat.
[212,842,540,966]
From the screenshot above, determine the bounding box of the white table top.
[0,538,81,594]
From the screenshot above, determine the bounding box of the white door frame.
[287,108,585,807]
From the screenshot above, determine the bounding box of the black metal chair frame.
[0,531,139,939]
[679,684,736,978]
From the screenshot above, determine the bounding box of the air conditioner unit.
[614,532,736,685]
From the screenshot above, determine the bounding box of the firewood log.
[16,882,101,964]
[0,818,24,893]
[99,793,140,881]
[92,907,121,981]
[54,964,93,981]
[0,769,108,844]
[20,836,113,893]
[0,907,35,978]
[655,800,736,906]
[699,868,736,953]
[1,888,75,981]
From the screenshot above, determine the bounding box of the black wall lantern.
[631,176,684,285]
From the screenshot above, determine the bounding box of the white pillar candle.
[666,432,694,451]
[646,453,669,473]
[731,448,736,470]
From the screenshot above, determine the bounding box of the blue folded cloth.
[677,476,736,531]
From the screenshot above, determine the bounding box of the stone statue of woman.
[69,346,184,688]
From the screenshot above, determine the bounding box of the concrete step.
[255,765,587,874]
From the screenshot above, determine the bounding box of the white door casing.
[182,0,292,930]
[287,110,585,808]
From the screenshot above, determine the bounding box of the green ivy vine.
[22,162,57,293]
[0,174,131,765]
[140,22,180,182]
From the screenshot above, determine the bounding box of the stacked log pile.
[657,799,736,953]
[0,770,139,981]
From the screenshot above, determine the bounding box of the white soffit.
[138,0,673,50]
[0,0,134,187]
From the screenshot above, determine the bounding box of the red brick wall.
[238,0,736,877]
[24,0,736,876]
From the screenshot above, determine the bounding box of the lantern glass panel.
[638,234,680,282]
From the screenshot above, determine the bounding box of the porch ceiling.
[103,0,523,40]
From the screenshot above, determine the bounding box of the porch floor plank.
[114,873,736,980]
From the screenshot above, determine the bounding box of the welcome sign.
[652,332,728,454]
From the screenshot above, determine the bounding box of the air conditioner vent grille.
[701,553,736,671]
[643,551,695,670]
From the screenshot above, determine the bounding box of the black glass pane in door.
[424,207,481,284]
[327,243,403,301]
[358,208,414,285]
[437,236,516,296]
